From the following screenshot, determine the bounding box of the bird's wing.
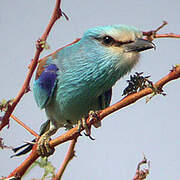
[98,88,112,109]
[33,58,58,109]
[93,88,112,128]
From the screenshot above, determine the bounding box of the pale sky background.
[0,0,180,179]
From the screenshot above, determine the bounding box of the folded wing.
[33,59,58,109]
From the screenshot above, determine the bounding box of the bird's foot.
[77,111,100,140]
[78,117,95,140]
[37,134,55,157]
[88,110,101,128]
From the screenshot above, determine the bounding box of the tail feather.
[11,139,36,158]
[11,120,50,158]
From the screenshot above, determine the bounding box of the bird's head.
[81,25,155,74]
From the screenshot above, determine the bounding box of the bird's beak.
[124,38,155,52]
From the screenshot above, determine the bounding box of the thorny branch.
[0,0,65,131]
[10,114,39,138]
[7,64,180,179]
[143,21,180,41]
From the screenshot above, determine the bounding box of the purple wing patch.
[38,64,58,96]
[33,64,58,109]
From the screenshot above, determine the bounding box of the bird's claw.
[88,110,101,128]
[77,110,100,140]
[84,132,95,140]
[37,134,55,157]
[78,117,94,140]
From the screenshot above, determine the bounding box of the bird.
[13,25,155,157]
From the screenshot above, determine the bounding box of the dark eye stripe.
[94,36,134,47]
[114,40,134,46]
[94,36,114,46]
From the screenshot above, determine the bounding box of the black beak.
[125,38,156,52]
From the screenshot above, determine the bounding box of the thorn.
[25,86,31,93]
[62,11,69,21]
[36,38,44,51]
[154,21,168,33]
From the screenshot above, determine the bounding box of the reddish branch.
[53,138,77,180]
[10,114,39,138]
[143,21,180,40]
[0,0,64,131]
[7,64,180,179]
[50,65,180,147]
[6,38,80,138]
[7,144,39,179]
[143,31,180,40]
[154,33,180,38]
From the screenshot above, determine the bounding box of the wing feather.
[33,63,58,109]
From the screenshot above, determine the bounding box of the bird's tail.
[11,139,36,158]
[11,120,50,158]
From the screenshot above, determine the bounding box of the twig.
[38,38,80,63]
[154,33,180,38]
[41,0,63,41]
[0,0,64,131]
[154,21,168,33]
[2,38,80,137]
[142,21,180,41]
[53,138,78,180]
[133,156,150,180]
[10,114,39,138]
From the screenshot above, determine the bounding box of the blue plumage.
[33,64,58,109]
[32,25,154,156]
[38,64,58,94]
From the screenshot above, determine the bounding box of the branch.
[7,144,39,179]
[154,33,180,38]
[2,38,80,137]
[53,138,78,180]
[50,65,180,148]
[143,21,180,40]
[10,113,39,138]
[0,0,64,131]
[7,64,180,179]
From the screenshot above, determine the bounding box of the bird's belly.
[60,95,100,123]
[45,100,66,127]
[44,92,101,128]
[47,88,100,125]
[46,77,105,125]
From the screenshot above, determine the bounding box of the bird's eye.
[102,36,114,46]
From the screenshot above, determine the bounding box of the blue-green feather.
[33,25,142,126]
